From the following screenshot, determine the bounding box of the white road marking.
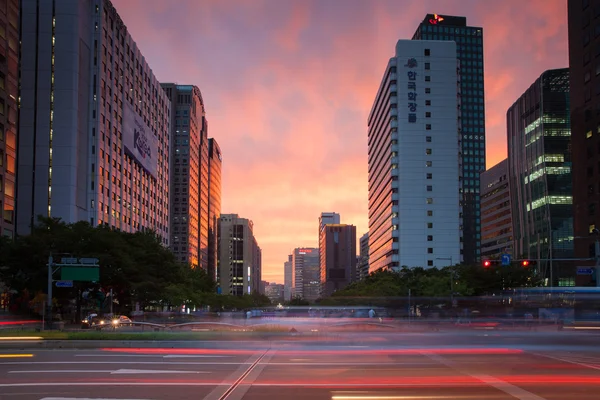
[0,361,248,365]
[163,355,232,358]
[8,369,209,375]
[41,398,153,400]
[111,369,208,374]
[422,352,547,400]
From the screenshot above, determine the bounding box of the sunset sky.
[113,0,568,283]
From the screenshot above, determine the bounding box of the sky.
[112,0,568,284]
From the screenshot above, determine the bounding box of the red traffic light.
[521,260,530,267]
[483,260,492,268]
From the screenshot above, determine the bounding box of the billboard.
[122,101,158,178]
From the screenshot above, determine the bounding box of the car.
[81,313,108,329]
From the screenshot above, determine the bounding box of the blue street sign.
[577,268,594,275]
[55,280,74,288]
[501,254,511,266]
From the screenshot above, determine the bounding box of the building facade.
[480,159,512,259]
[357,232,369,280]
[17,0,170,244]
[568,0,600,268]
[320,224,356,297]
[162,84,209,268]
[368,40,460,272]
[217,214,261,296]
[412,14,486,265]
[265,282,284,303]
[292,247,320,302]
[283,254,292,301]
[0,0,18,238]
[507,68,573,286]
[207,138,222,282]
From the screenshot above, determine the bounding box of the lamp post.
[436,257,454,304]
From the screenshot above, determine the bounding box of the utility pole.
[47,253,53,329]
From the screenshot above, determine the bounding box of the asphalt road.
[1,331,600,399]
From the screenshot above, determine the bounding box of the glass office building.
[507,68,573,286]
[413,14,486,265]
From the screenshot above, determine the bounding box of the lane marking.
[203,350,270,400]
[422,352,547,400]
[8,369,209,375]
[221,349,277,400]
[163,355,232,358]
[0,354,34,358]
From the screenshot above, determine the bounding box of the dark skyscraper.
[507,69,572,286]
[413,14,486,265]
[207,138,222,282]
[320,224,356,297]
[568,0,600,269]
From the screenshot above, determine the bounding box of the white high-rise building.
[367,40,460,272]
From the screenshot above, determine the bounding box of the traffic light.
[483,260,493,268]
[520,260,537,267]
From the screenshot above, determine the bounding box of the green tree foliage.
[0,217,217,314]
[322,263,541,301]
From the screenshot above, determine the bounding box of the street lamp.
[436,257,454,304]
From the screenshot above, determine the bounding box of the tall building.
[320,224,356,297]
[292,247,320,302]
[507,68,573,286]
[207,138,222,282]
[161,84,209,268]
[17,0,170,244]
[368,40,460,272]
[0,0,18,238]
[412,14,485,264]
[318,212,340,287]
[217,214,261,296]
[283,254,292,301]
[357,232,369,280]
[480,159,512,259]
[568,0,600,268]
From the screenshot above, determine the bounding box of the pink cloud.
[112,0,568,283]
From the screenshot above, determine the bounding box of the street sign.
[55,280,73,288]
[60,257,78,264]
[501,254,511,266]
[61,266,100,282]
[577,268,594,275]
[79,257,100,265]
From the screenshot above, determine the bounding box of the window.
[426,100,431,106]
[425,76,431,81]
[426,161,432,167]
[426,136,432,142]
[427,235,433,241]
[426,198,433,204]
[588,130,593,138]
[425,62,430,70]
[427,260,434,266]
[427,210,433,216]
[426,148,432,155]
[6,154,14,174]
[427,173,432,179]
[425,88,431,94]
[424,48,430,56]
[427,185,433,192]
[426,112,431,118]
[428,222,433,229]
[585,71,592,82]
[3,203,13,223]
[426,124,432,130]
[427,248,433,254]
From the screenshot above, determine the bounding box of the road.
[1,331,600,399]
